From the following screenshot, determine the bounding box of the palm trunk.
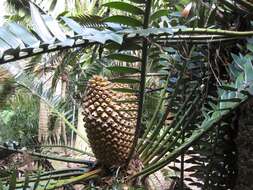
[38,72,52,143]
[52,78,68,145]
[38,100,49,143]
[60,79,67,145]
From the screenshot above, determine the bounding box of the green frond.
[70,14,106,29]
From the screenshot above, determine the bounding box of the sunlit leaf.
[150,10,169,21]
[107,66,141,74]
[107,54,141,62]
[129,0,146,3]
[30,2,55,44]
[103,2,144,15]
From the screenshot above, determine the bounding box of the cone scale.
[82,76,137,167]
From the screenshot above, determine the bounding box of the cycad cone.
[82,75,137,167]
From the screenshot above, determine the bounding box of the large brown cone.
[82,75,137,167]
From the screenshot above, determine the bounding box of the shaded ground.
[234,103,253,190]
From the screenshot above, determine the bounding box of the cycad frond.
[131,51,253,179]
[70,14,106,29]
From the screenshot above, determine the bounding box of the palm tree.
[3,0,105,145]
[38,100,49,143]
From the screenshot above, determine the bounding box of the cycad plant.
[0,0,253,189]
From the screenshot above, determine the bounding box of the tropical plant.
[0,0,253,189]
[0,89,39,144]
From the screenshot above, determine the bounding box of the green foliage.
[0,89,39,144]
[70,14,106,28]
[1,0,253,189]
[106,66,141,74]
[0,167,100,190]
[14,72,90,144]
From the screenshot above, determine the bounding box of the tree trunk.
[38,100,49,143]
[60,80,67,145]
[38,72,52,143]
[52,79,68,145]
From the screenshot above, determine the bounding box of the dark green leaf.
[70,14,104,28]
[9,170,17,190]
[218,98,241,102]
[0,181,4,189]
[104,41,141,50]
[241,90,251,95]
[219,85,238,91]
[103,2,144,15]
[49,0,58,12]
[129,0,146,3]
[56,11,69,19]
[107,66,141,74]
[33,171,41,190]
[107,53,141,62]
[150,10,169,21]
[23,173,30,190]
[103,16,142,27]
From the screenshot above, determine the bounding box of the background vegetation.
[0,0,253,189]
